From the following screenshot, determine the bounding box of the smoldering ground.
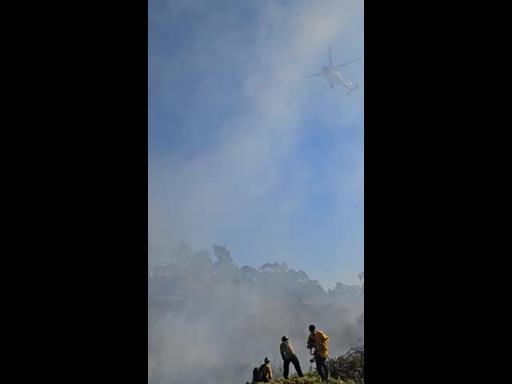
[148,243,363,384]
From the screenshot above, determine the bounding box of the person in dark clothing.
[280,336,304,379]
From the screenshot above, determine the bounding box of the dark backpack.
[252,367,260,382]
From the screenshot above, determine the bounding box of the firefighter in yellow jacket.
[307,324,329,382]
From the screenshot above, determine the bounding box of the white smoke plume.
[149,242,363,384]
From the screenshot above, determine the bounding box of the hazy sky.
[149,0,364,288]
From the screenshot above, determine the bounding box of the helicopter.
[305,46,360,94]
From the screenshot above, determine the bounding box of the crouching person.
[259,357,273,382]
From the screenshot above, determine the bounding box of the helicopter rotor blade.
[304,72,322,79]
[335,57,360,69]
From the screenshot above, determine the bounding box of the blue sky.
[149,0,364,288]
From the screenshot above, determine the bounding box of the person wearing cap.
[280,336,304,379]
[307,324,330,381]
[258,357,273,382]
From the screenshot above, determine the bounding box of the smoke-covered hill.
[149,241,363,384]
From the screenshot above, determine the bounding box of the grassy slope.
[262,372,353,384]
[252,346,363,384]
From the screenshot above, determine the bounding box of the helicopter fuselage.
[322,67,347,86]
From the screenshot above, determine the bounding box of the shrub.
[326,345,364,384]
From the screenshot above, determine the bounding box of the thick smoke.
[149,242,363,384]
[149,2,364,381]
